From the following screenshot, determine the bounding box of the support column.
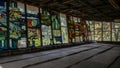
[49,10,54,45]
[93,21,95,41]
[58,13,63,44]
[6,0,10,49]
[101,21,103,41]
[110,22,112,41]
[24,1,29,48]
[38,7,43,46]
[66,15,70,43]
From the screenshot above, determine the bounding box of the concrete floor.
[0,43,120,68]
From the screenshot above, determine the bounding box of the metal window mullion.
[38,7,43,46]
[6,0,10,49]
[66,15,70,43]
[24,1,29,48]
[58,13,63,44]
[110,22,112,41]
[101,21,103,41]
[49,10,54,45]
[94,21,95,41]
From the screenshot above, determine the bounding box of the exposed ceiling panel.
[17,0,120,21]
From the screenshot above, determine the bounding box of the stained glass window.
[103,32,110,41]
[27,5,41,47]
[0,1,7,49]
[89,21,95,41]
[103,22,111,31]
[0,1,6,25]
[42,25,52,45]
[41,10,52,46]
[94,21,102,41]
[112,23,120,41]
[60,13,68,43]
[67,16,75,43]
[51,12,62,44]
[74,17,80,42]
[86,21,91,41]
[103,22,110,41]
[9,2,26,48]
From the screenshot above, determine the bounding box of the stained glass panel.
[112,23,120,41]
[94,21,102,41]
[0,1,7,49]
[41,11,52,46]
[60,13,68,43]
[27,5,41,47]
[9,2,26,48]
[52,12,62,44]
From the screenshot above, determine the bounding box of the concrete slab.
[0,43,101,68]
[25,46,112,68]
[0,44,97,64]
[0,43,118,68]
[70,47,120,68]
[109,57,120,68]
